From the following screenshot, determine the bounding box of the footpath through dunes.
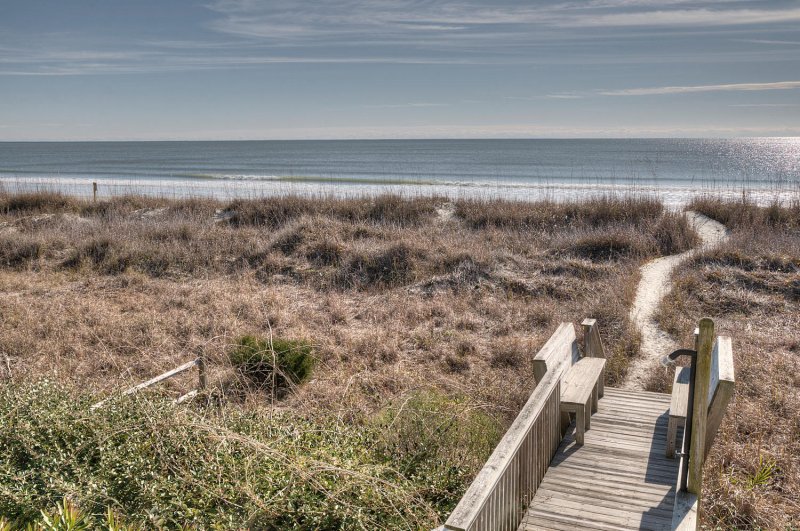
[624,211,728,390]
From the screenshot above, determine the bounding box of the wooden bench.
[560,357,606,444]
[667,366,691,458]
[533,319,607,445]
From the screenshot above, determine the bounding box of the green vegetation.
[229,335,316,389]
[377,390,502,504]
[0,499,125,531]
[0,382,500,530]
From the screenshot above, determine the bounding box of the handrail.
[443,364,563,531]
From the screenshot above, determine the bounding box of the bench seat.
[667,365,691,458]
[560,357,606,445]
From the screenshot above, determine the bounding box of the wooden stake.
[197,353,207,390]
[92,182,98,202]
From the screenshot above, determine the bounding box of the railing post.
[688,318,714,494]
[581,318,606,359]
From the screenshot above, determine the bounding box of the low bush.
[341,243,421,288]
[687,196,800,231]
[226,195,437,228]
[0,192,77,214]
[0,236,41,269]
[455,195,663,230]
[652,211,700,255]
[0,380,448,529]
[568,230,644,260]
[376,390,502,513]
[229,335,315,389]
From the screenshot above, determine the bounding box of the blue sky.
[1,0,799,140]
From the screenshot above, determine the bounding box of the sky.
[0,0,799,140]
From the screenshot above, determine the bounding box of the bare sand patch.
[624,210,728,389]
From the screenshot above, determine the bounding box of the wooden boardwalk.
[442,319,734,531]
[519,388,679,531]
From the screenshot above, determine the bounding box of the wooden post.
[92,182,98,202]
[581,318,606,359]
[197,353,207,391]
[582,318,606,398]
[688,318,714,494]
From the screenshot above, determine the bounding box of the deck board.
[519,388,679,531]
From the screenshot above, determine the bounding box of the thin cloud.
[547,93,584,99]
[737,39,800,46]
[3,1,800,77]
[361,102,450,108]
[561,8,800,27]
[730,103,800,107]
[601,80,800,96]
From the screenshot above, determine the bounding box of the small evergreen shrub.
[229,335,315,388]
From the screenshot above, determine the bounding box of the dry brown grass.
[0,192,697,427]
[654,198,800,529]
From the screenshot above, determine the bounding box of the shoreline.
[2,175,798,208]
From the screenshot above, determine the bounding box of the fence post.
[92,182,98,202]
[197,353,207,391]
[688,318,714,494]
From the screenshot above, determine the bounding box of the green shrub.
[376,390,502,513]
[0,380,440,529]
[229,335,315,388]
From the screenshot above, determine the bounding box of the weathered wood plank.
[522,510,633,531]
[546,453,680,477]
[532,323,578,383]
[561,358,606,405]
[670,366,691,418]
[535,485,674,512]
[705,335,735,458]
[672,490,698,531]
[91,358,200,410]
[520,388,679,531]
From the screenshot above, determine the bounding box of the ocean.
[0,138,798,206]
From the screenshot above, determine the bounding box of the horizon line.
[1,135,799,143]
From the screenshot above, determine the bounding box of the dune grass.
[0,191,701,527]
[651,196,799,529]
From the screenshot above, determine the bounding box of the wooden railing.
[442,320,607,531]
[442,365,563,531]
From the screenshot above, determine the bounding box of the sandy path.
[623,211,728,390]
